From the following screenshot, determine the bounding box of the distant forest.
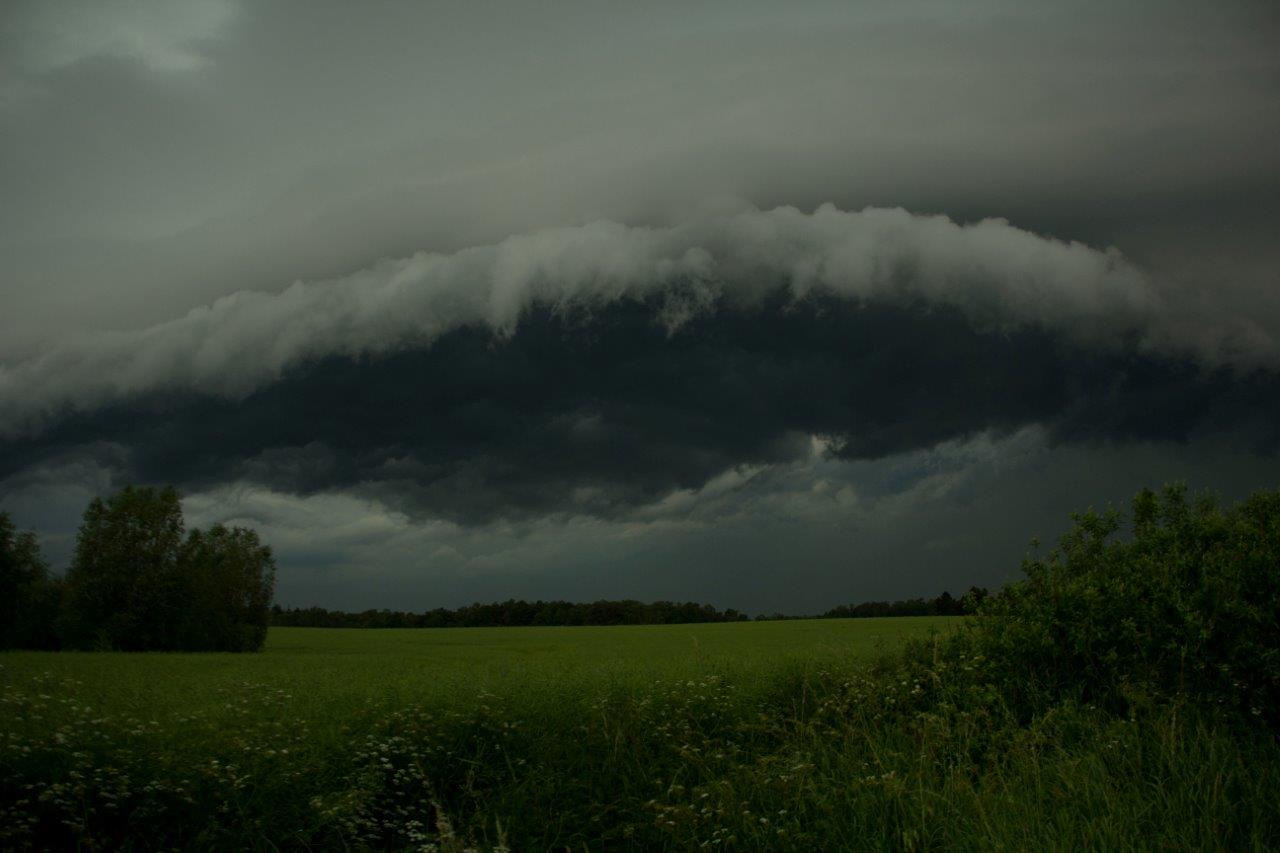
[270,588,985,629]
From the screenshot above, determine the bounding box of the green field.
[2,619,956,850]
[3,615,1278,851]
[1,618,950,725]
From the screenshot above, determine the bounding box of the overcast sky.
[2,0,1279,613]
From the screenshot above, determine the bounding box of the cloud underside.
[5,288,1276,524]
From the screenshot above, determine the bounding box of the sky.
[2,0,1279,614]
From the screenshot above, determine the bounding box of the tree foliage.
[0,512,62,649]
[816,588,979,620]
[51,486,276,652]
[176,525,275,651]
[61,487,186,651]
[961,484,1280,727]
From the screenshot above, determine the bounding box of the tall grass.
[3,642,1277,850]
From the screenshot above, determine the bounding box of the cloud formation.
[5,203,1258,440]
[2,205,1277,526]
[170,427,1280,612]
[3,2,1277,359]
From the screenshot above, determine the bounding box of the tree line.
[0,486,275,652]
[271,599,753,628]
[816,587,984,619]
[270,589,984,629]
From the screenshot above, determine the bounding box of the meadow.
[3,618,960,850]
[4,486,1280,852]
[4,610,1278,851]
[1,618,948,746]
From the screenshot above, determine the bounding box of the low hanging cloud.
[3,203,1269,438]
[2,204,1277,525]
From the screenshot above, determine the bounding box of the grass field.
[3,616,1278,851]
[0,618,950,726]
[2,619,954,850]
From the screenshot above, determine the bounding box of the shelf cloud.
[4,203,1267,440]
[3,205,1277,526]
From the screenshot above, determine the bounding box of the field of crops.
[4,614,1278,850]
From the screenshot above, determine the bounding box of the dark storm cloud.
[2,205,1276,526]
[4,279,1277,524]
[7,205,1194,438]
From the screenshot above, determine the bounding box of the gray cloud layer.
[3,204,1277,530]
[5,203,1265,439]
[2,1,1278,357]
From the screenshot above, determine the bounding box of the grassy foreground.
[3,618,954,849]
[3,614,1276,851]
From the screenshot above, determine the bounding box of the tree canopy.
[3,486,276,652]
[0,511,61,650]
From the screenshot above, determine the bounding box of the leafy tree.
[177,524,276,652]
[961,585,989,612]
[62,486,185,650]
[61,486,274,652]
[0,512,62,649]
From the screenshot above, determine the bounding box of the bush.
[961,484,1280,727]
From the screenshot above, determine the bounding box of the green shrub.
[962,484,1280,726]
